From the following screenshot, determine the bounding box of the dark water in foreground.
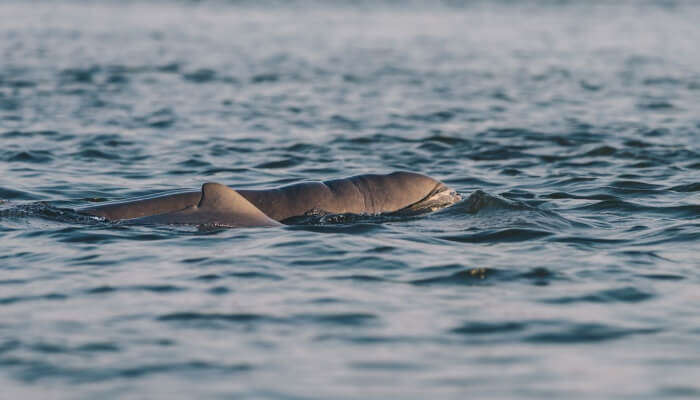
[1,1,699,398]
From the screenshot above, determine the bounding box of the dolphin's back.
[80,190,201,221]
[238,171,447,221]
[128,183,281,228]
[79,171,456,224]
[338,171,446,214]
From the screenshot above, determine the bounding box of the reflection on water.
[1,0,699,398]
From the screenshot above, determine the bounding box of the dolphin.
[79,171,460,227]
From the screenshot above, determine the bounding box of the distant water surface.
[1,1,699,399]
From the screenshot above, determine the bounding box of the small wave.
[313,333,419,345]
[255,158,304,169]
[551,236,628,247]
[524,322,659,344]
[637,273,685,281]
[183,68,217,83]
[80,133,135,148]
[192,271,283,281]
[0,293,68,306]
[334,133,413,145]
[178,158,211,168]
[60,66,100,84]
[3,340,120,356]
[251,73,280,83]
[638,100,675,110]
[406,108,462,123]
[348,361,423,371]
[453,190,532,214]
[449,319,659,344]
[451,321,526,335]
[158,312,282,325]
[635,223,700,245]
[1,356,250,383]
[0,188,40,200]
[286,222,388,234]
[608,180,665,191]
[158,311,377,328]
[574,199,699,218]
[440,228,552,244]
[443,177,498,187]
[296,312,378,326]
[84,284,185,295]
[542,287,654,304]
[157,62,180,73]
[543,192,617,201]
[228,271,284,280]
[134,107,176,129]
[669,182,700,192]
[410,267,560,286]
[56,232,123,244]
[1,130,63,139]
[3,150,53,164]
[0,78,35,89]
[331,274,387,282]
[71,149,121,161]
[582,145,617,157]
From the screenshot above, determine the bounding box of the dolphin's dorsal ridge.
[196,182,281,227]
[199,182,235,210]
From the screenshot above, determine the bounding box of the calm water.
[1,1,699,398]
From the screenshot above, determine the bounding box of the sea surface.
[1,1,699,398]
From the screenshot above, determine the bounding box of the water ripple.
[542,287,655,304]
[1,1,698,398]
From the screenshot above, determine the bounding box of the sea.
[1,1,699,398]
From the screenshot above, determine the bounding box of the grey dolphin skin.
[79,171,460,227]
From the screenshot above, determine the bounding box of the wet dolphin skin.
[79,171,461,227]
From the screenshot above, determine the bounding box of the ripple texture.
[1,1,699,399]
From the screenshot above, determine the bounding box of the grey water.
[1,0,699,398]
